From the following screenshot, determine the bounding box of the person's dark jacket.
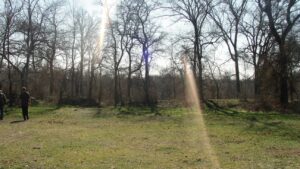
[20,91,30,107]
[0,93,6,106]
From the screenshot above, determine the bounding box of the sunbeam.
[183,57,221,169]
[98,0,117,59]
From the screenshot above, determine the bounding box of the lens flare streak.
[184,57,221,169]
[98,0,117,59]
[98,0,109,58]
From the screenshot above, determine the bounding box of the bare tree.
[241,4,273,98]
[116,0,143,105]
[106,17,126,106]
[43,0,65,96]
[133,0,165,105]
[258,0,300,106]
[0,0,23,105]
[168,0,215,102]
[205,56,222,99]
[17,0,47,87]
[86,19,101,100]
[210,0,248,98]
[65,0,78,97]
[1,0,46,87]
[76,8,97,96]
[286,35,300,101]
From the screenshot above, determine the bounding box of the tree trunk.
[118,71,123,106]
[127,71,132,105]
[0,57,3,70]
[234,55,241,98]
[126,47,135,105]
[254,64,260,98]
[7,45,13,106]
[58,73,67,104]
[71,59,75,97]
[49,59,54,95]
[143,44,150,105]
[197,57,204,102]
[194,24,204,103]
[127,52,132,105]
[80,43,84,96]
[289,77,294,102]
[88,66,95,100]
[173,74,176,99]
[98,69,103,107]
[71,26,76,97]
[50,23,57,96]
[114,67,118,107]
[279,44,289,106]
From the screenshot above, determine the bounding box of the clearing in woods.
[0,106,300,168]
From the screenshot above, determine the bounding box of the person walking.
[0,90,7,120]
[20,87,30,121]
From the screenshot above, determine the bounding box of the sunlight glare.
[183,57,221,169]
[98,0,118,58]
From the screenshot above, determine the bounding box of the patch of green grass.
[205,107,300,168]
[0,105,299,168]
[3,105,58,119]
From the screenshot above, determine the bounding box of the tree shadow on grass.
[205,100,300,141]
[205,100,240,116]
[93,108,116,119]
[247,121,300,141]
[206,100,299,120]
[30,106,61,116]
[93,106,181,123]
[94,106,160,118]
[5,106,60,117]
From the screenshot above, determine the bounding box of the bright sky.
[76,0,253,78]
[77,0,101,16]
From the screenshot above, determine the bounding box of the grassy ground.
[0,105,299,168]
